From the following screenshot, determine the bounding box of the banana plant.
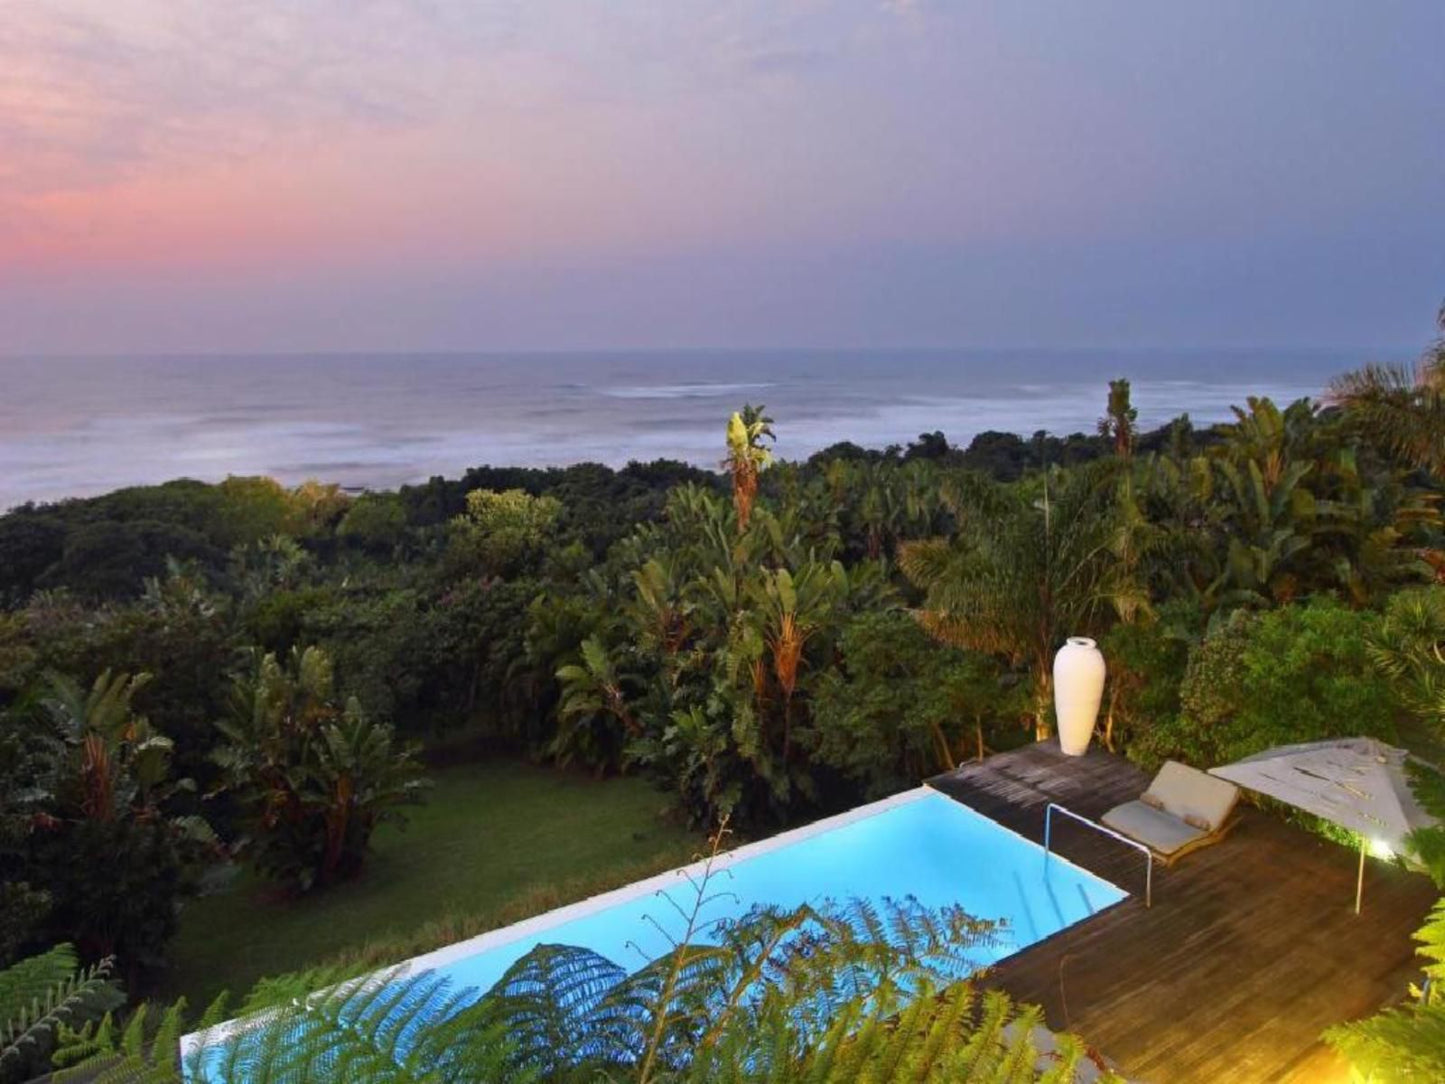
[747,562,848,761]
[40,671,178,823]
[628,558,695,664]
[213,646,424,890]
[723,405,775,532]
[554,636,641,772]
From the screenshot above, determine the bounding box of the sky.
[2,0,1443,355]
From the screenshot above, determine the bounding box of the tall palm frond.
[1328,303,1445,477]
[1367,587,1445,733]
[900,464,1138,739]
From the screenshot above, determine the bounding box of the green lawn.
[164,761,699,1007]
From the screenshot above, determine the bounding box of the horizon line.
[0,342,1420,363]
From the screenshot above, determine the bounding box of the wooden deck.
[928,742,1437,1083]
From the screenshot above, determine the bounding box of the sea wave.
[0,349,1364,509]
[597,382,776,400]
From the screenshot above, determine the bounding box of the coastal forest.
[4,305,1445,1081]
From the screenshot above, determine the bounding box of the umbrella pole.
[1355,837,1366,916]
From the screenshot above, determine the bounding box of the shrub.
[448,489,561,578]
[337,493,408,553]
[1102,600,1200,755]
[1132,600,1397,770]
[37,520,221,600]
[812,612,1016,794]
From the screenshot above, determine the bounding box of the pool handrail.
[1043,801,1153,908]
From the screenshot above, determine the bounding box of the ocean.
[0,347,1392,511]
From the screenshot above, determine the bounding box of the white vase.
[1053,637,1106,756]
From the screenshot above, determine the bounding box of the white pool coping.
[180,785,1124,1057]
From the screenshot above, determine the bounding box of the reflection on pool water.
[412,787,1125,996]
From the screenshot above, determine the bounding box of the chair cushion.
[1140,792,1165,810]
[1149,760,1240,832]
[1101,800,1209,856]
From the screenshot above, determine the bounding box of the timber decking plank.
[927,742,1437,1084]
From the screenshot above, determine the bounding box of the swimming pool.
[181,787,1124,1070]
[402,786,1124,996]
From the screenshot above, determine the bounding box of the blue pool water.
[414,789,1124,996]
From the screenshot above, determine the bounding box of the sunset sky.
[3,1,1443,354]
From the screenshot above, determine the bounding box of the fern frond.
[1325,1000,1445,1083]
[0,945,121,1074]
[473,943,629,1075]
[0,943,81,1020]
[54,999,191,1084]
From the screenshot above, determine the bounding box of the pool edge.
[402,785,937,974]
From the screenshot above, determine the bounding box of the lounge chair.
[1101,760,1240,865]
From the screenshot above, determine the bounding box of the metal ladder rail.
[1043,801,1153,908]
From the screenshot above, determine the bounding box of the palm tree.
[303,707,429,884]
[1097,378,1138,460]
[1209,456,1316,605]
[1198,395,1434,608]
[901,464,1140,741]
[1312,444,1438,606]
[24,673,214,981]
[723,404,775,532]
[1366,587,1445,738]
[1198,397,1338,608]
[1327,299,1445,476]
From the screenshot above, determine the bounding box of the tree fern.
[1325,896,1445,1082]
[471,943,629,1077]
[200,968,517,1084]
[57,968,525,1084]
[0,943,121,1081]
[54,880,1101,1084]
[54,997,199,1084]
[1324,1000,1445,1083]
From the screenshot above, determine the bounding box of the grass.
[163,760,700,1007]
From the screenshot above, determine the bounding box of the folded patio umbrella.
[1208,737,1436,914]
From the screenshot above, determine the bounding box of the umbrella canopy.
[1209,737,1434,854]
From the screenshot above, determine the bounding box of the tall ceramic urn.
[1053,637,1106,756]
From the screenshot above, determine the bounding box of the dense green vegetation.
[3,301,1444,1079]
